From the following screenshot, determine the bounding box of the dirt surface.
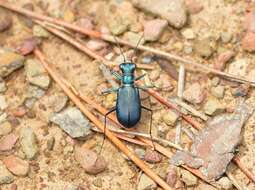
[1,0,255,190]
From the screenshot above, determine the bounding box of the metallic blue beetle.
[103,62,152,128]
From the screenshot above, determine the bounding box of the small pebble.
[211,77,220,86]
[180,169,198,187]
[185,0,203,14]
[86,39,108,51]
[214,51,235,71]
[17,37,38,56]
[33,25,50,38]
[20,126,38,160]
[3,155,30,176]
[217,176,233,190]
[0,161,14,184]
[203,98,225,116]
[194,38,213,58]
[232,84,250,97]
[137,173,157,190]
[0,121,12,136]
[92,178,103,188]
[162,110,179,126]
[0,133,19,151]
[144,149,162,163]
[143,19,168,42]
[134,148,145,159]
[11,106,27,117]
[183,83,205,104]
[74,146,107,175]
[47,137,55,151]
[166,166,177,187]
[220,32,232,43]
[181,28,195,40]
[211,86,225,99]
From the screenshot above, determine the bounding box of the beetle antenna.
[131,33,144,63]
[113,36,126,63]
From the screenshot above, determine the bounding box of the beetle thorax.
[119,62,136,85]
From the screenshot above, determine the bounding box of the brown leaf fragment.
[171,101,253,181]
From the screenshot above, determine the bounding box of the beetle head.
[119,62,136,73]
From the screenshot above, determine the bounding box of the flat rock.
[0,133,19,151]
[132,0,187,29]
[0,50,25,78]
[74,146,107,175]
[3,155,29,176]
[143,19,168,42]
[137,173,157,190]
[171,102,253,180]
[50,107,92,139]
[25,59,50,89]
[0,160,14,184]
[183,83,205,104]
[20,126,38,160]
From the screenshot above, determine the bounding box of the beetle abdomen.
[116,86,141,128]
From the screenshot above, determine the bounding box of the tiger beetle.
[99,37,155,154]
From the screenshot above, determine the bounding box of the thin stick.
[0,2,254,85]
[91,127,182,150]
[34,48,172,190]
[177,64,185,98]
[170,98,208,121]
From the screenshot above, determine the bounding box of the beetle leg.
[141,105,156,150]
[101,88,119,94]
[97,107,116,159]
[111,71,122,81]
[135,73,146,81]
